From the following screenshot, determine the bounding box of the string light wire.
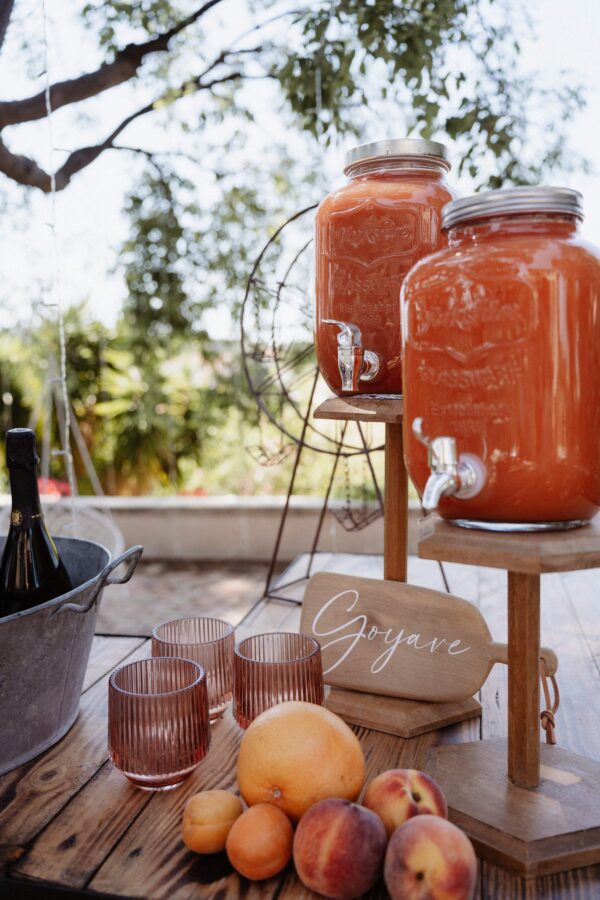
[41,0,77,512]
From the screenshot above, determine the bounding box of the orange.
[226,803,293,880]
[181,789,243,854]
[236,700,365,822]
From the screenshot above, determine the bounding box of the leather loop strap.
[540,666,560,745]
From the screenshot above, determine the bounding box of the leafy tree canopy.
[0,1,585,340]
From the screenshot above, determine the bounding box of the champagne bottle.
[0,429,73,617]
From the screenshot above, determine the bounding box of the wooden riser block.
[325,687,481,738]
[424,738,600,878]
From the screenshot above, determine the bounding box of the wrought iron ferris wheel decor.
[240,204,385,602]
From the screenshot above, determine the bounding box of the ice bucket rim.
[0,535,111,625]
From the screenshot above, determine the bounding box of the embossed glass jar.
[315,138,456,395]
[401,186,600,530]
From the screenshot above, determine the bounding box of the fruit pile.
[181,701,477,899]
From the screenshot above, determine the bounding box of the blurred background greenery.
[0,0,592,496]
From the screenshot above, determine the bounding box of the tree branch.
[0,71,243,192]
[0,0,225,128]
[0,0,15,55]
[0,137,51,190]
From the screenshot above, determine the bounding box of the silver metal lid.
[442,186,584,230]
[344,138,449,173]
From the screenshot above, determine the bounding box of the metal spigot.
[412,417,486,512]
[323,320,381,393]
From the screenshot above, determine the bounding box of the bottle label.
[10,509,41,527]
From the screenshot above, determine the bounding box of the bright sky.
[0,0,599,337]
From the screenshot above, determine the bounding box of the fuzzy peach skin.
[181,790,243,854]
[384,814,477,900]
[363,768,448,836]
[293,798,387,900]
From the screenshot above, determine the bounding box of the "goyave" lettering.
[312,589,471,676]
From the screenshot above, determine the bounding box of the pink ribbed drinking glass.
[108,657,210,791]
[233,632,324,729]
[152,617,234,720]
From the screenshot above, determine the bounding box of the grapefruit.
[236,700,365,822]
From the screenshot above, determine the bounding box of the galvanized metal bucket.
[0,537,143,775]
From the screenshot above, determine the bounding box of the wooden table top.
[1,552,600,899]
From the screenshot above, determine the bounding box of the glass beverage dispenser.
[402,186,600,530]
[315,138,456,395]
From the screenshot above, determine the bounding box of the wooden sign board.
[301,573,557,703]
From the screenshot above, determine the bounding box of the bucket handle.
[49,545,144,620]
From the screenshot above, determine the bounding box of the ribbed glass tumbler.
[233,632,324,729]
[108,657,210,791]
[152,617,234,720]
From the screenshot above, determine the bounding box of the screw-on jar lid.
[344,138,450,173]
[442,186,584,230]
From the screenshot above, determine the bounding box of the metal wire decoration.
[241,205,385,603]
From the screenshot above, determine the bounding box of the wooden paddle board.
[301,573,557,702]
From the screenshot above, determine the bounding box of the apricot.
[226,803,294,880]
[363,768,448,836]
[293,797,387,899]
[181,789,243,854]
[384,814,477,900]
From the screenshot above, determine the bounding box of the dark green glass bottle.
[0,429,73,617]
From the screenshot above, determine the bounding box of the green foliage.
[118,147,323,354]
[119,169,203,353]
[272,0,585,184]
[0,1,589,498]
[82,0,186,51]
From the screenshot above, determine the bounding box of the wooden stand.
[312,395,481,737]
[420,516,600,877]
[314,395,407,581]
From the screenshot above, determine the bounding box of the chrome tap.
[323,320,381,393]
[412,417,486,512]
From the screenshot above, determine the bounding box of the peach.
[384,814,477,900]
[293,797,387,899]
[181,789,243,854]
[363,768,447,836]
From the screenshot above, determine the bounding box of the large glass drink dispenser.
[402,186,600,530]
[315,138,456,395]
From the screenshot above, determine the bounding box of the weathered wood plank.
[83,635,146,692]
[96,561,264,637]
[89,710,243,898]
[269,549,456,599]
[10,761,151,888]
[561,568,600,682]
